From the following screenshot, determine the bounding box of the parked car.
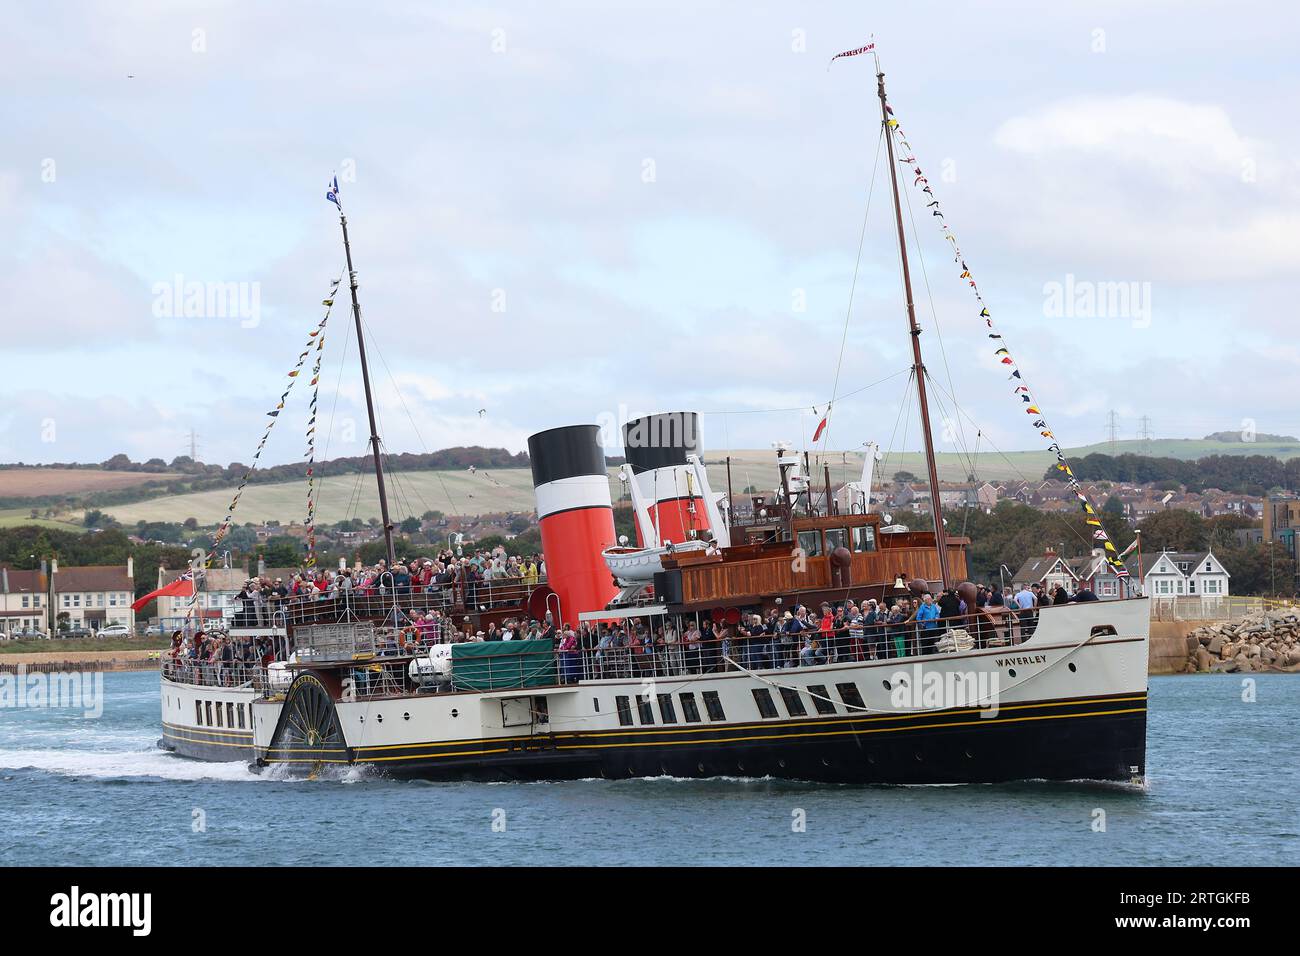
[11,628,48,639]
[61,627,94,639]
[96,624,133,639]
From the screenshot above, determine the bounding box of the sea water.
[0,672,1295,866]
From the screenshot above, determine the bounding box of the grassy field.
[0,508,88,531]
[1073,437,1300,459]
[94,448,1059,525]
[98,466,548,526]
[0,468,178,498]
[68,437,1300,528]
[0,637,171,654]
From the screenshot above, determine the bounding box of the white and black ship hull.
[160,599,1148,785]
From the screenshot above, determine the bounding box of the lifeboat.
[601,539,712,584]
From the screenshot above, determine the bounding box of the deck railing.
[161,658,268,689]
[162,601,1119,702]
[254,578,549,628]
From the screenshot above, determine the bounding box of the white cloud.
[995,95,1263,184]
[989,95,1300,282]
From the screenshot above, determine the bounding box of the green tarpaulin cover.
[450,639,556,691]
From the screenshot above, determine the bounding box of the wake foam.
[0,747,261,783]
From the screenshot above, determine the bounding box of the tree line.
[1043,452,1300,496]
[895,501,1295,597]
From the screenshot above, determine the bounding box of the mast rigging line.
[924,372,1100,557]
[819,124,886,460]
[876,367,917,507]
[874,72,1129,578]
[356,314,462,518]
[896,149,978,479]
[694,366,911,418]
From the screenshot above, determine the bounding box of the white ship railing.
[161,658,268,690]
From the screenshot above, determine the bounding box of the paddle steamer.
[159,55,1149,784]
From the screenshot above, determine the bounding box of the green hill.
[1068,438,1300,461]
[83,437,1300,528]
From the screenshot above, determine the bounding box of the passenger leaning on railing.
[558,628,581,683]
[1012,583,1037,639]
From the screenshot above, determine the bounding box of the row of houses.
[0,559,137,636]
[1009,547,1231,606]
[862,477,1261,523]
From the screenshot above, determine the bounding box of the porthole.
[736,762,745,773]
[359,715,365,722]
[450,708,459,718]
[914,751,924,762]
[822,758,832,767]
[1068,662,1077,673]
[964,748,975,759]
[882,679,892,691]
[376,714,384,723]
[697,762,706,773]
[1008,668,1017,678]
[403,712,410,720]
[778,759,787,768]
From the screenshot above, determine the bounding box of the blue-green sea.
[0,672,1296,866]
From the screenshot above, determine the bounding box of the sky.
[1,1,1297,471]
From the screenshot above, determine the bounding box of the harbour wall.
[0,649,159,673]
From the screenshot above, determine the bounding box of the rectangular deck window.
[204,701,213,727]
[615,696,634,726]
[852,525,878,552]
[779,686,808,717]
[237,704,246,729]
[679,692,702,723]
[227,702,235,728]
[196,700,203,725]
[702,690,726,721]
[215,703,223,728]
[657,694,678,724]
[807,684,837,715]
[636,696,656,725]
[825,528,850,552]
[836,682,865,711]
[796,530,823,557]
[751,688,779,718]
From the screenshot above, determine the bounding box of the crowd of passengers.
[364,578,1102,683]
[163,630,278,686]
[229,546,544,627]
[170,572,1100,687]
[562,578,1100,680]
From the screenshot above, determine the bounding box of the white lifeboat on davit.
[602,539,713,584]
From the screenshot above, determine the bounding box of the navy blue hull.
[366,692,1148,785]
[159,722,257,763]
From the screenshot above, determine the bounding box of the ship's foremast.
[336,207,398,569]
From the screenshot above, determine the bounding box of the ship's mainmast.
[877,70,952,589]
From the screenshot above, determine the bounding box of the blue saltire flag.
[326,175,341,209]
